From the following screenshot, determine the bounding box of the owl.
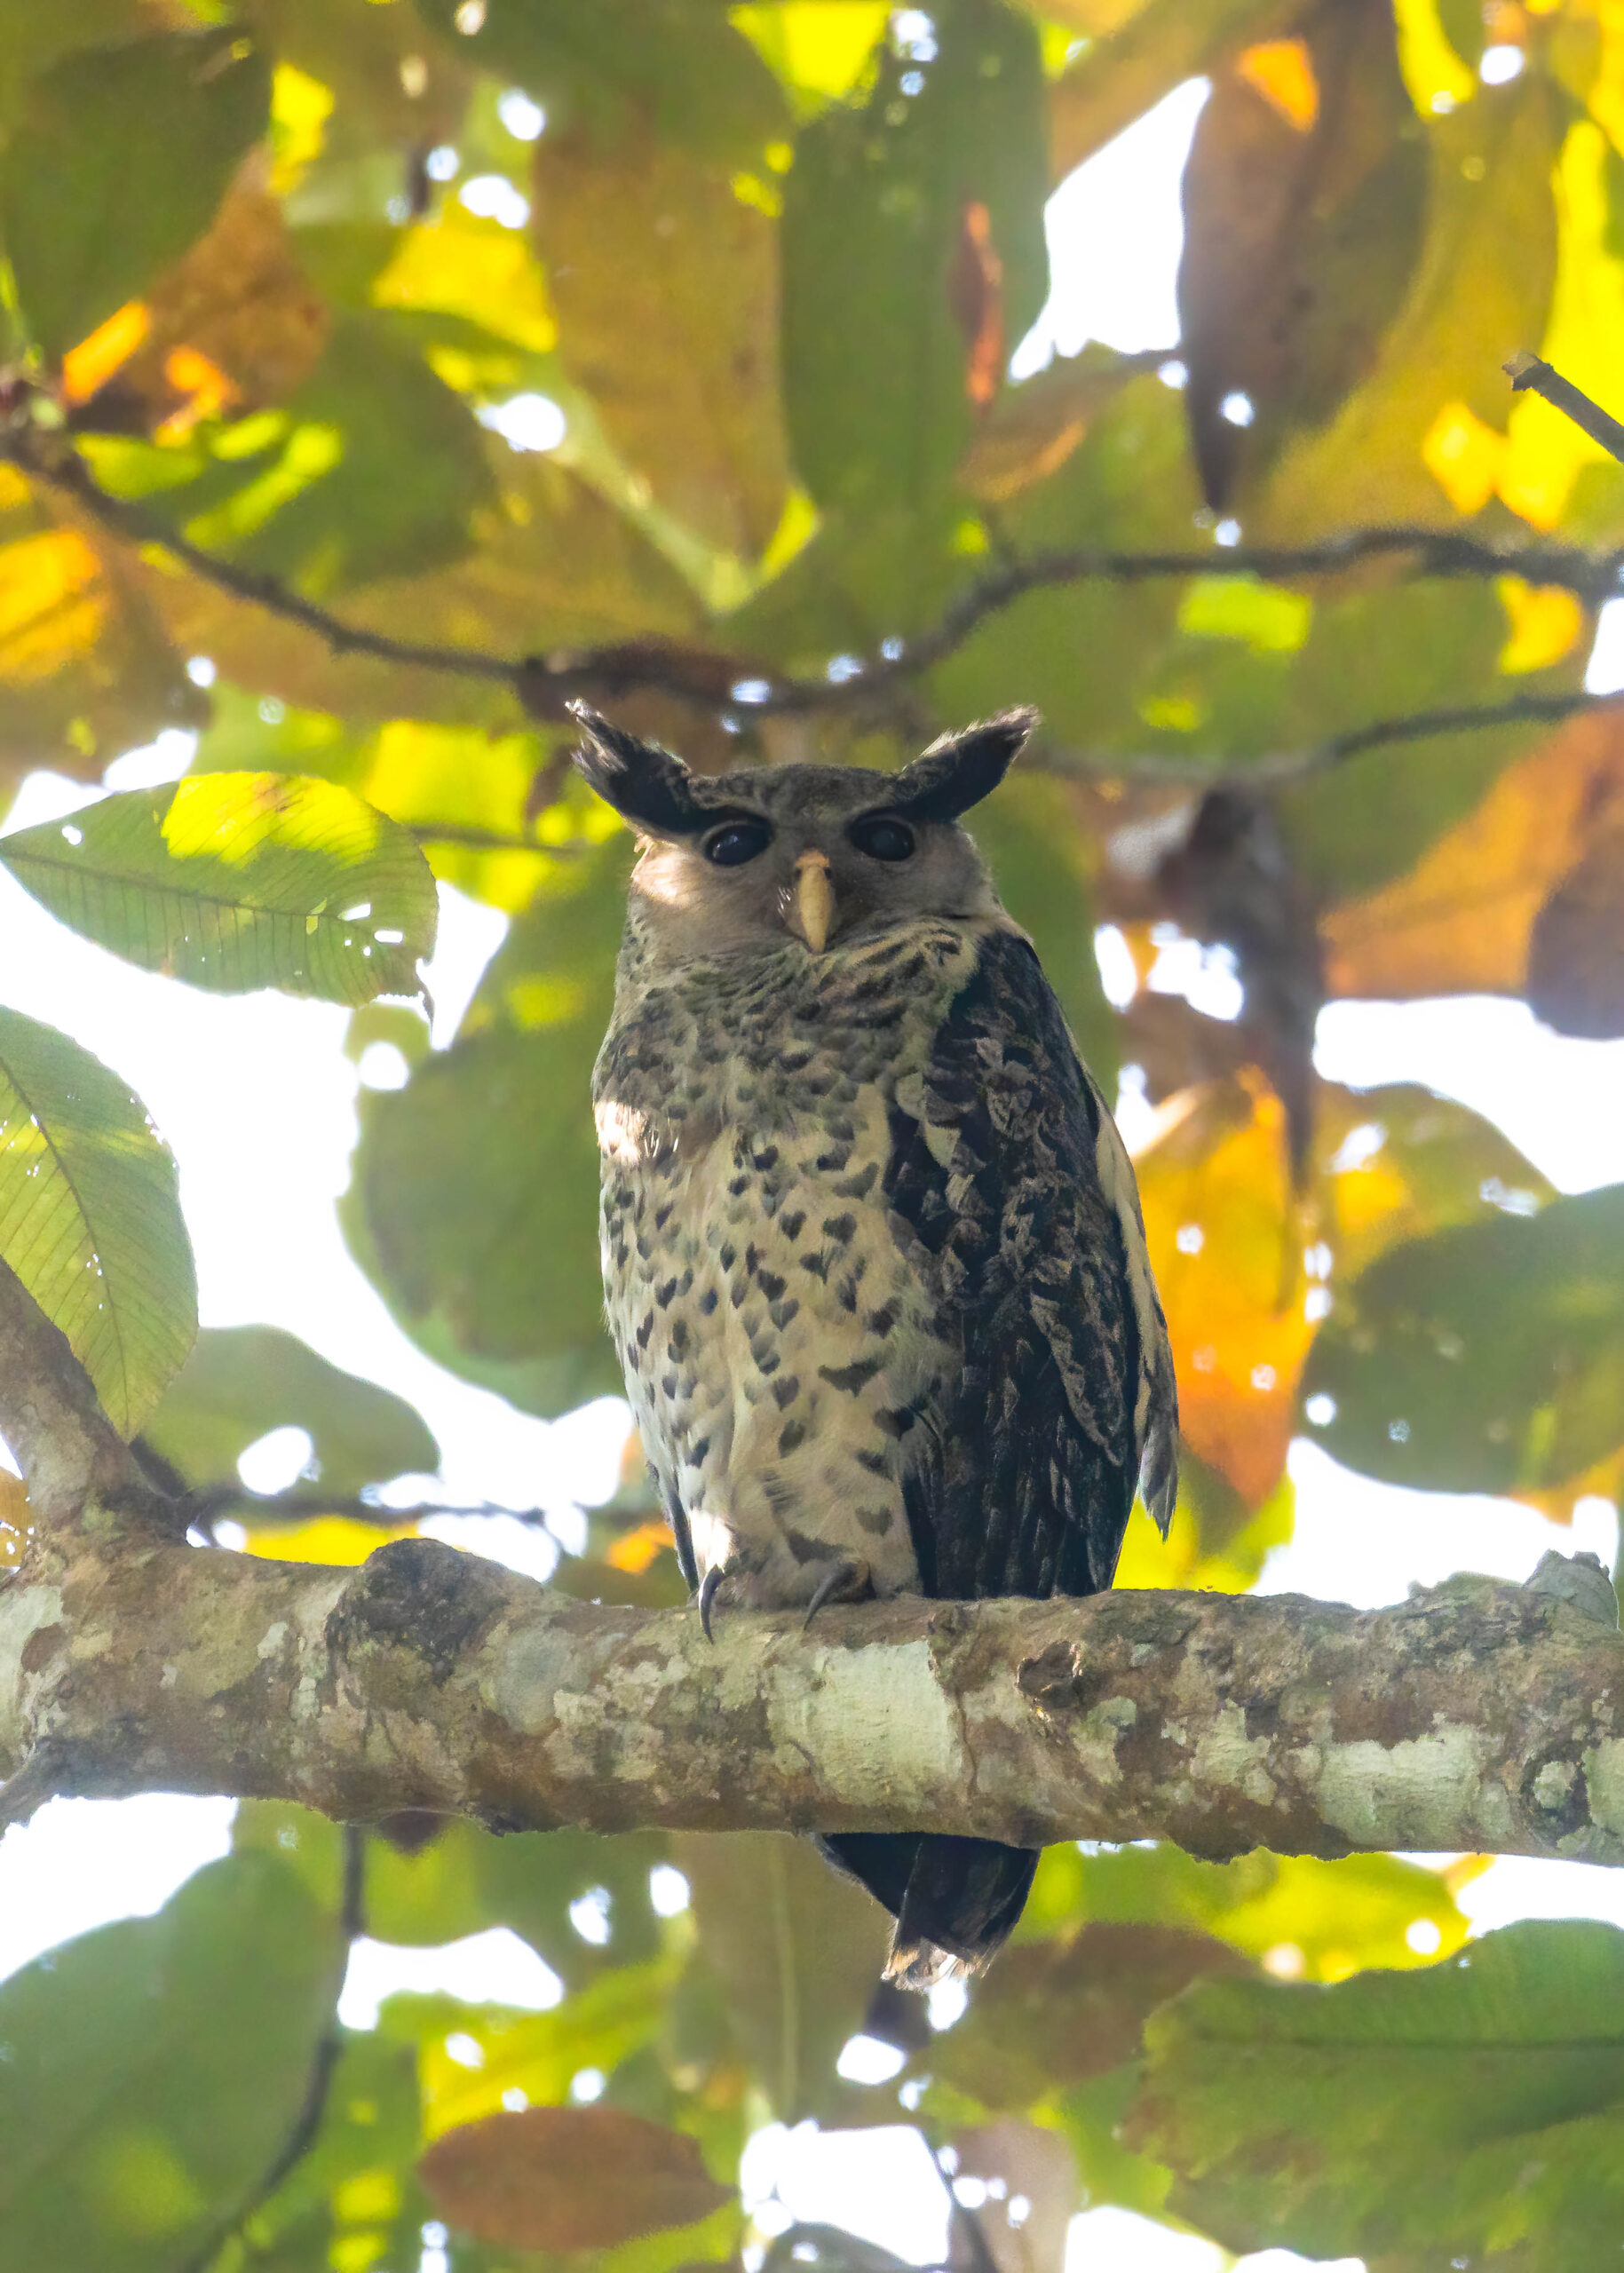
[572,702,1177,1985]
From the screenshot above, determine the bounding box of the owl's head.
[568,704,1035,962]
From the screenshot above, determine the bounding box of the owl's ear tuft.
[889,709,1038,823]
[567,703,707,836]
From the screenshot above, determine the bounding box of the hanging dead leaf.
[1527,818,1624,1038]
[1178,0,1425,508]
[1046,0,1295,184]
[418,2105,732,2252]
[1321,708,1624,1002]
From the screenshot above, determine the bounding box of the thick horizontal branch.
[7,415,1622,771]
[4,1526,1624,1867]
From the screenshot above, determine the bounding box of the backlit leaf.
[0,1852,340,2273]
[1128,1921,1624,2269]
[0,1005,195,1434]
[673,1831,891,2121]
[1178,0,1425,508]
[1303,1180,1624,1500]
[0,28,272,360]
[419,2105,731,2251]
[139,1322,438,1493]
[0,772,438,1002]
[781,0,1048,518]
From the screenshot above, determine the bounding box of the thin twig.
[187,1485,560,1532]
[9,418,1624,742]
[180,1824,367,2273]
[1506,351,1624,463]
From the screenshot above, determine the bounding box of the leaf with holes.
[0,1005,195,1434]
[0,774,438,1003]
[139,1324,439,1494]
[419,2106,732,2251]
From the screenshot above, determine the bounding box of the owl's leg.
[803,1556,874,1630]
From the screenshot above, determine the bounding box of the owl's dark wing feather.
[886,925,1176,1603]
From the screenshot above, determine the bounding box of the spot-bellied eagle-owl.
[573,703,1177,1985]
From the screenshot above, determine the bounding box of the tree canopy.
[4,1,1624,2268]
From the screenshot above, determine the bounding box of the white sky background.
[3,63,1624,2273]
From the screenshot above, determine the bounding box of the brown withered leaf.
[532,125,789,560]
[1177,0,1425,508]
[1527,819,1624,1038]
[1321,708,1624,1003]
[1255,67,1560,536]
[419,2106,732,2252]
[67,170,329,439]
[933,1925,1248,2109]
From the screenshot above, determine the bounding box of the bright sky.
[1,68,1620,2273]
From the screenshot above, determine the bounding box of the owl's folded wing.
[884,924,1177,1600]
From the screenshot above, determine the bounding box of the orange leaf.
[419,2107,732,2252]
[1237,39,1319,131]
[61,302,151,406]
[606,1517,673,1574]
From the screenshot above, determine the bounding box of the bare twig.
[186,1485,559,1532]
[7,418,1624,751]
[1507,351,1624,463]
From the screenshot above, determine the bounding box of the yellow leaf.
[605,1517,672,1573]
[729,4,887,108]
[241,1517,420,1565]
[1237,38,1318,131]
[62,302,152,407]
[1391,0,1476,116]
[372,207,557,356]
[1421,398,1506,513]
[0,529,106,680]
[1496,574,1585,672]
[270,62,333,197]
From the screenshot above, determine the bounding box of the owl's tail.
[816,1833,1038,1988]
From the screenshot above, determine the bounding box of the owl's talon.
[698,1566,724,1643]
[803,1556,873,1630]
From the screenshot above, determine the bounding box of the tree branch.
[6,414,1622,767]
[4,1523,1624,1869]
[1507,352,1624,464]
[0,1256,161,1526]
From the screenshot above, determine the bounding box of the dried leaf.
[1527,818,1624,1038]
[1179,0,1425,508]
[419,2106,731,2251]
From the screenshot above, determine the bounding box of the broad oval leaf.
[0,28,272,359]
[0,773,439,1003]
[139,1323,439,1493]
[419,2105,732,2251]
[0,1005,195,1434]
[0,1851,340,2273]
[1302,1182,1624,1497]
[1127,1921,1624,2269]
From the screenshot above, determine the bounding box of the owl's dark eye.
[849,814,915,862]
[703,820,772,867]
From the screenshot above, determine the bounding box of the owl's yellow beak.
[789,850,835,954]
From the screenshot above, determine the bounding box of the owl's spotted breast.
[596,920,978,1611]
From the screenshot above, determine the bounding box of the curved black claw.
[698,1565,723,1644]
[803,1556,872,1631]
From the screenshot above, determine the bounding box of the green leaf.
[415,0,788,163]
[0,1005,195,1433]
[139,1323,439,1494]
[0,773,439,1003]
[345,835,630,1416]
[1128,1921,1624,2268]
[0,1851,341,2273]
[1303,1179,1624,1495]
[781,0,1048,518]
[0,28,272,359]
[671,1831,891,2121]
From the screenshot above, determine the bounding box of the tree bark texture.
[1,1254,1622,1865]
